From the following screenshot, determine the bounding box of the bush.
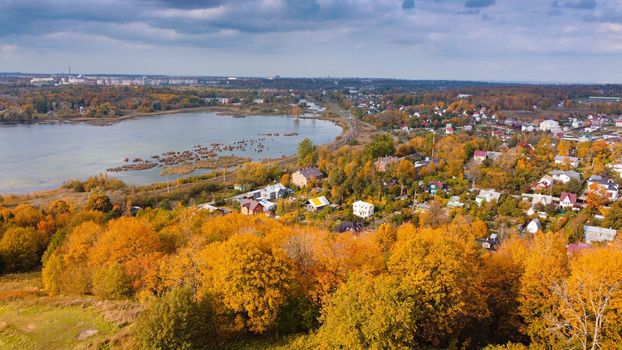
[86,194,113,212]
[134,287,217,350]
[91,263,133,299]
[0,226,47,272]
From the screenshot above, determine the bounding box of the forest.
[0,185,620,349]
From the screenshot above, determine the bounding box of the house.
[374,156,400,172]
[476,189,501,205]
[473,150,487,163]
[540,119,560,132]
[586,175,619,201]
[446,196,465,208]
[306,196,330,211]
[198,203,231,215]
[260,183,288,200]
[428,181,444,195]
[477,233,500,250]
[445,123,454,135]
[584,225,617,243]
[291,167,324,187]
[473,150,502,163]
[551,170,581,184]
[240,199,266,216]
[532,175,555,190]
[517,141,535,152]
[554,155,579,168]
[531,194,555,207]
[559,192,578,209]
[526,219,542,234]
[353,200,374,219]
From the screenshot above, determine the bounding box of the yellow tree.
[557,140,573,157]
[518,232,569,347]
[388,225,488,347]
[198,235,291,333]
[317,273,416,349]
[88,217,161,292]
[482,237,529,344]
[550,246,622,349]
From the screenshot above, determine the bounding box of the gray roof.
[551,170,581,180]
[295,167,324,180]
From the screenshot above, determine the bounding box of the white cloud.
[0,44,17,59]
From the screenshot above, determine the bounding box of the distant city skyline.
[1,0,622,83]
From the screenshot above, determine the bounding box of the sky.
[0,0,621,83]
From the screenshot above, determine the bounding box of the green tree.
[91,263,133,299]
[135,287,217,350]
[297,138,318,167]
[364,134,395,160]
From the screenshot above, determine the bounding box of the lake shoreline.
[0,110,346,197]
[0,105,324,126]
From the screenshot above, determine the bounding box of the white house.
[559,192,578,209]
[476,189,501,205]
[551,170,581,184]
[353,200,374,219]
[260,183,288,200]
[584,225,617,243]
[554,155,579,168]
[540,120,560,132]
[526,219,542,234]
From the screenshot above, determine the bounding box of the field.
[0,273,139,350]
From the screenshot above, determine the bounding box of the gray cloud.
[553,0,597,10]
[464,0,495,8]
[0,0,619,82]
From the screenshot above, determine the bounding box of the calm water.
[0,112,341,194]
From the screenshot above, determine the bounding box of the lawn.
[0,272,132,350]
[0,302,117,350]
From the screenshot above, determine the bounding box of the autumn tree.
[549,246,622,349]
[518,232,569,347]
[85,194,113,212]
[317,274,417,349]
[198,235,291,333]
[0,226,47,272]
[88,217,161,293]
[92,262,133,299]
[386,225,488,347]
[135,287,218,350]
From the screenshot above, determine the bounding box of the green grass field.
[0,272,134,350]
[0,302,117,350]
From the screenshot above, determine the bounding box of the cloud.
[0,45,17,59]
[464,0,495,8]
[0,0,619,82]
[553,0,597,10]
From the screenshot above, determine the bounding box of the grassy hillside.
[0,272,140,350]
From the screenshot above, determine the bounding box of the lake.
[0,112,342,194]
